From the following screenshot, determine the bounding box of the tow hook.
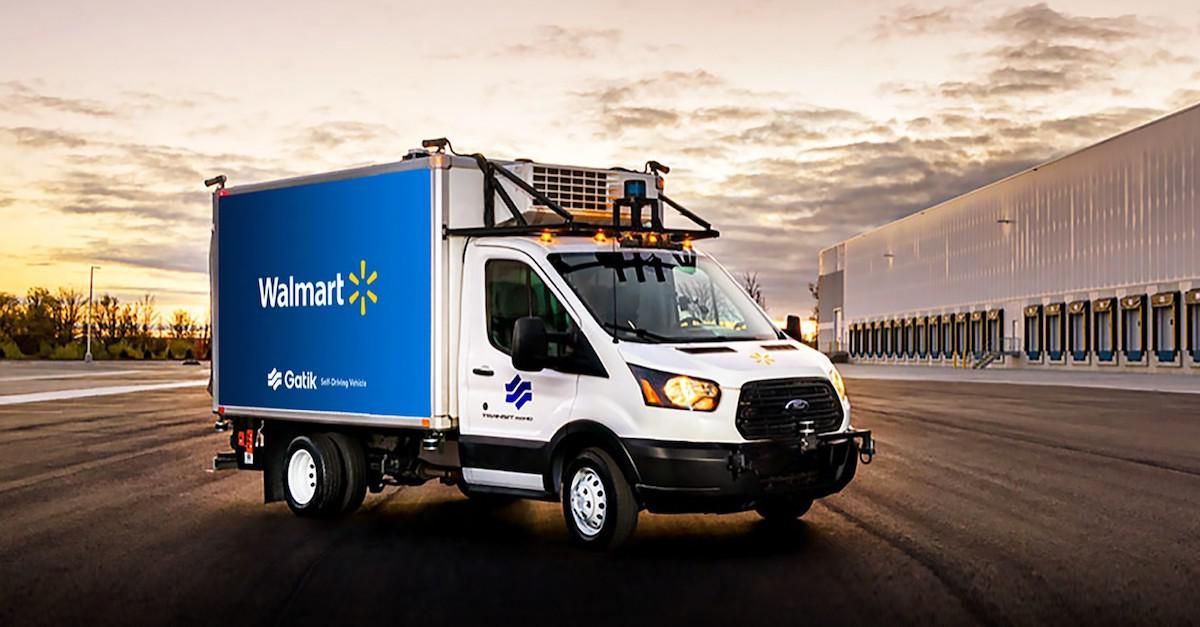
[727,450,750,478]
[859,433,876,465]
[798,420,818,453]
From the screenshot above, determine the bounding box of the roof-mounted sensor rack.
[426,138,719,243]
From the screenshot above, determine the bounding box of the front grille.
[736,378,843,440]
[531,166,611,212]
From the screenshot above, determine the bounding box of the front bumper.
[625,429,874,514]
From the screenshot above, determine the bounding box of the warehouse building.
[816,103,1199,375]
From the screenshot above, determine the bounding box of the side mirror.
[512,316,548,372]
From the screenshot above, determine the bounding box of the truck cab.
[209,141,873,550]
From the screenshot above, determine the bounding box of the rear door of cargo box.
[214,167,433,422]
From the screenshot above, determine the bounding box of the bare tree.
[741,272,767,311]
[169,309,195,339]
[134,294,159,353]
[808,281,819,319]
[97,294,120,341]
[53,288,83,345]
[118,303,137,341]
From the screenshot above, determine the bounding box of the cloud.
[602,106,681,131]
[1,126,88,148]
[52,239,208,275]
[988,3,1152,42]
[43,169,212,227]
[883,4,1189,104]
[579,70,724,106]
[500,25,621,59]
[874,5,967,39]
[294,120,397,150]
[1169,89,1200,109]
[0,81,115,117]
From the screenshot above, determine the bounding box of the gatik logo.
[266,368,317,391]
[504,374,533,410]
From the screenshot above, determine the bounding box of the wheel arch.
[545,420,641,498]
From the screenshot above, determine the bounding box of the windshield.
[548,250,781,344]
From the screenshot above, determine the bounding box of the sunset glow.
[2,1,1197,318]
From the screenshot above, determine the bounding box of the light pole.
[85,265,99,363]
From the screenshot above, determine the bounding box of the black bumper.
[624,430,872,514]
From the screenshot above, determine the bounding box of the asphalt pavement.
[1,363,1198,626]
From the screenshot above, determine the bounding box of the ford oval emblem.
[784,399,810,413]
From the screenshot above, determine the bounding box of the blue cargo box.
[213,164,436,424]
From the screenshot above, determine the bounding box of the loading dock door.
[970,312,984,359]
[930,316,942,360]
[955,314,968,359]
[1045,303,1065,362]
[942,316,954,359]
[1024,305,1043,361]
[1093,298,1117,363]
[1187,290,1200,365]
[916,317,927,358]
[904,318,915,358]
[1068,300,1090,362]
[1121,295,1146,363]
[986,310,1003,355]
[1151,292,1180,364]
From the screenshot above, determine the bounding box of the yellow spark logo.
[347,259,378,316]
[751,352,774,366]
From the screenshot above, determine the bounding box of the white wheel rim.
[287,448,317,506]
[569,467,607,537]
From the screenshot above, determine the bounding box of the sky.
[1,0,1198,319]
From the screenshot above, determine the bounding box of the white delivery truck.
[207,139,874,549]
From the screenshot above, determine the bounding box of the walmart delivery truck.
[207,140,873,549]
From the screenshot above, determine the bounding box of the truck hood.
[615,339,835,389]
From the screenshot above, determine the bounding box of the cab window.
[485,259,574,359]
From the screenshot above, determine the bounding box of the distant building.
[817,103,1199,375]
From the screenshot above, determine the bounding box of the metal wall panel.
[829,105,1200,325]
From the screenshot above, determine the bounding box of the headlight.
[629,365,721,411]
[829,367,847,400]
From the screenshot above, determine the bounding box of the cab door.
[459,247,581,489]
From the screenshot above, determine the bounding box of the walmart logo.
[257,258,379,316]
[347,259,378,316]
[267,368,282,390]
[504,374,533,410]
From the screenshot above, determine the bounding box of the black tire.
[282,434,345,518]
[561,447,639,550]
[326,432,368,515]
[755,496,813,522]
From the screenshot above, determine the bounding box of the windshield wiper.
[597,321,675,344]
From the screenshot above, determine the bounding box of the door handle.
[472,366,494,377]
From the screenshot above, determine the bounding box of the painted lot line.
[0,370,137,383]
[0,380,209,406]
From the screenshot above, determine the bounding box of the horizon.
[3,0,1198,319]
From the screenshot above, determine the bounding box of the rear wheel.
[283,434,344,517]
[562,447,639,550]
[755,496,813,522]
[327,432,368,515]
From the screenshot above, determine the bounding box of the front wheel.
[562,448,639,550]
[755,496,813,522]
